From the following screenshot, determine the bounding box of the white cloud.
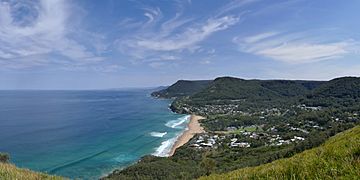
[123,16,239,52]
[264,63,360,80]
[0,0,106,69]
[60,64,124,73]
[200,60,211,64]
[215,0,259,17]
[143,7,162,25]
[116,10,241,69]
[256,42,349,63]
[242,32,279,43]
[114,0,260,68]
[234,32,355,63]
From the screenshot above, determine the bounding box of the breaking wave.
[152,134,180,157]
[150,131,167,137]
[165,115,190,129]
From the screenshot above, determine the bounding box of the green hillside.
[151,80,212,98]
[191,77,280,101]
[304,77,360,107]
[0,153,64,180]
[261,80,324,97]
[0,163,64,180]
[312,77,360,98]
[190,77,324,101]
[198,77,355,101]
[169,77,325,114]
[152,76,325,106]
[200,125,360,180]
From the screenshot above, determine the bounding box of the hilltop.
[151,77,325,101]
[200,125,360,180]
[190,77,324,101]
[166,76,358,114]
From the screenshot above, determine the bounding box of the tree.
[200,158,216,175]
[0,153,9,163]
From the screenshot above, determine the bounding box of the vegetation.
[170,77,325,114]
[303,77,360,107]
[0,153,65,180]
[200,125,360,180]
[190,77,323,100]
[0,153,9,163]
[0,163,64,180]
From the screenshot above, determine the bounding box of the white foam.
[150,131,167,137]
[152,115,190,157]
[152,134,179,157]
[165,115,190,129]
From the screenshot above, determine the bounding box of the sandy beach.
[169,114,205,156]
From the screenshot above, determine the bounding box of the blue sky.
[0,0,359,89]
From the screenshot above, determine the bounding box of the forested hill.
[303,77,360,107]
[190,77,325,101]
[153,76,360,115]
[151,80,212,98]
[152,76,360,101]
[312,76,360,98]
[152,76,325,101]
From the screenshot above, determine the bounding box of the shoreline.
[102,114,205,179]
[169,114,205,156]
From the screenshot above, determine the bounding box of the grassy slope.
[0,163,64,180]
[200,125,360,180]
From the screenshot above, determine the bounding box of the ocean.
[0,89,189,179]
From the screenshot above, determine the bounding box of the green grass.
[235,126,262,133]
[0,163,65,180]
[200,125,360,180]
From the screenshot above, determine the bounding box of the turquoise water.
[0,90,189,179]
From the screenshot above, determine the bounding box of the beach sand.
[169,114,205,156]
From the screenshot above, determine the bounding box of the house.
[230,142,250,148]
[294,136,305,141]
[226,126,237,131]
[190,144,200,147]
[200,142,213,147]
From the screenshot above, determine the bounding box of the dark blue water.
[0,90,189,179]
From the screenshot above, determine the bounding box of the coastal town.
[179,103,359,152]
[176,101,324,116]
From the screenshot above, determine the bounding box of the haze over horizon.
[0,0,359,89]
